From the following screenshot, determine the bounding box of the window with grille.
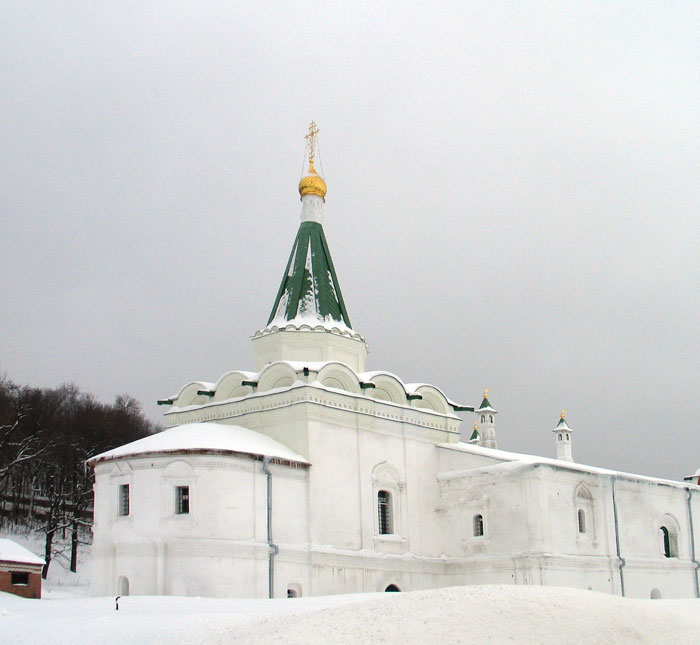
[473,514,484,537]
[175,486,190,515]
[578,509,586,533]
[118,484,130,516]
[378,490,393,534]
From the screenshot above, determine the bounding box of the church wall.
[91,453,309,598]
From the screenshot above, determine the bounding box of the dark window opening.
[378,490,393,535]
[11,572,29,586]
[385,584,401,592]
[661,526,671,557]
[176,486,190,514]
[119,484,130,516]
[473,513,484,537]
[577,509,586,533]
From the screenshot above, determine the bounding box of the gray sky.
[2,2,698,480]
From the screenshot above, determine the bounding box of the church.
[89,124,699,600]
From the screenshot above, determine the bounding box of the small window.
[385,584,401,592]
[558,434,562,441]
[378,490,393,535]
[566,433,570,440]
[473,513,484,537]
[489,415,493,423]
[118,484,130,516]
[578,509,586,533]
[660,526,672,557]
[175,486,190,515]
[481,415,485,423]
[11,572,29,586]
[287,588,297,598]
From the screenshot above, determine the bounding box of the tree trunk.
[42,529,54,579]
[70,519,79,573]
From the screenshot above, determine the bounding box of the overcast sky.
[2,2,698,480]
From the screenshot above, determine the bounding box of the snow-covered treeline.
[0,377,156,577]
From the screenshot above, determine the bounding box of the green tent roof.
[478,396,492,410]
[267,221,352,328]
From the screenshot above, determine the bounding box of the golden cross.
[473,422,478,430]
[483,388,489,398]
[305,121,319,164]
[561,409,566,419]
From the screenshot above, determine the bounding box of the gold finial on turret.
[483,388,489,398]
[473,422,479,431]
[299,121,327,199]
[561,409,566,420]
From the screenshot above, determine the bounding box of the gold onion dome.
[298,159,327,199]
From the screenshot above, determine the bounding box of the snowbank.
[1,585,698,644]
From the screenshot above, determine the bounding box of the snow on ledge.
[438,441,696,489]
[87,422,309,466]
[253,314,365,341]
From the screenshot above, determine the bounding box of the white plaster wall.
[92,453,309,598]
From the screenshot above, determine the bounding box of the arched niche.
[214,371,256,401]
[175,382,214,407]
[411,385,450,415]
[317,363,361,394]
[163,459,194,479]
[366,374,406,404]
[257,363,298,392]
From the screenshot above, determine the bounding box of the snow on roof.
[438,441,696,489]
[0,538,45,566]
[88,422,309,466]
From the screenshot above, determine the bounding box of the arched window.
[489,415,493,423]
[650,588,662,599]
[566,433,570,440]
[659,514,680,558]
[118,576,129,596]
[558,434,562,441]
[473,514,484,537]
[577,509,586,533]
[661,526,672,557]
[385,584,401,592]
[481,415,485,423]
[378,490,393,535]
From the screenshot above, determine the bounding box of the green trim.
[452,404,475,412]
[196,390,215,397]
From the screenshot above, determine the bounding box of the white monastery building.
[89,124,699,601]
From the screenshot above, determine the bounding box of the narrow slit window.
[473,513,484,537]
[378,490,393,535]
[661,526,671,557]
[577,509,586,533]
[175,486,190,515]
[118,484,130,516]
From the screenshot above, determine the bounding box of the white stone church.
[89,126,699,600]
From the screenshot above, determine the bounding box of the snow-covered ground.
[1,532,698,644]
[1,584,700,644]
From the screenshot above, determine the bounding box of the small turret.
[476,389,497,449]
[553,409,574,462]
[469,422,480,443]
